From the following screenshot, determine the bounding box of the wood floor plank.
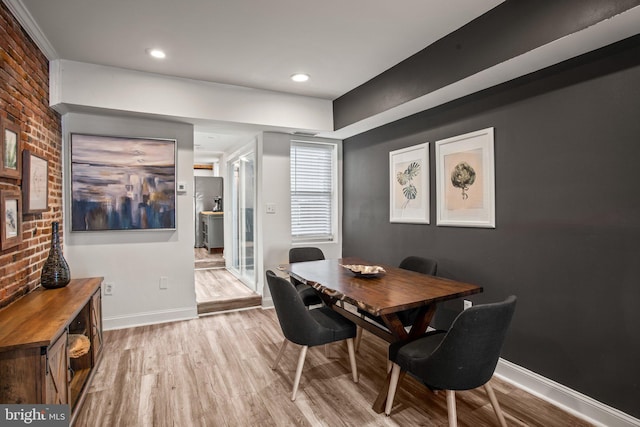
[194,248,225,269]
[136,373,163,427]
[195,267,261,315]
[261,392,314,426]
[74,308,595,426]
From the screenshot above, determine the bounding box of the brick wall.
[0,3,63,308]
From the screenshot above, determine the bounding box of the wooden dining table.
[285,256,483,413]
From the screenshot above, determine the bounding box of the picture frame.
[1,118,22,180]
[70,133,177,231]
[1,189,22,250]
[435,127,495,228]
[22,150,49,214]
[389,142,429,224]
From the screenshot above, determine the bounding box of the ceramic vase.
[41,222,71,289]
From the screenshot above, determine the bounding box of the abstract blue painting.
[71,134,176,231]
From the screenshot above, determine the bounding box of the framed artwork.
[389,142,429,224]
[22,150,49,214]
[1,189,22,250]
[70,133,177,231]
[1,119,22,180]
[435,127,495,228]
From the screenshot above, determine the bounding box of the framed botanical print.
[22,150,49,214]
[1,189,22,250]
[390,142,429,224]
[435,127,495,228]
[1,119,22,180]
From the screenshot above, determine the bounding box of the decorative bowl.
[341,264,386,278]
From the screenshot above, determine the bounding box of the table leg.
[380,312,408,341]
[408,304,437,340]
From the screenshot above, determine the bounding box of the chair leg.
[386,345,392,373]
[291,345,308,401]
[346,338,358,383]
[272,339,288,370]
[355,326,363,352]
[446,390,457,427]
[484,382,507,427]
[385,363,402,416]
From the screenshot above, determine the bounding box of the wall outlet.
[104,282,114,296]
[159,276,168,290]
[463,299,473,310]
[266,203,276,214]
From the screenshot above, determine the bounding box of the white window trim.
[291,139,338,243]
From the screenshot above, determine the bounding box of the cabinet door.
[211,215,224,247]
[90,290,103,364]
[202,216,209,247]
[45,331,69,405]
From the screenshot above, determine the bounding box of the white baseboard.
[261,296,273,309]
[496,358,640,427]
[103,307,198,331]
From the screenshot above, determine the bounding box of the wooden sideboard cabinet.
[0,277,103,424]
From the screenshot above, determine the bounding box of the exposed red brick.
[0,2,62,309]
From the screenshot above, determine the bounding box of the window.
[291,141,336,241]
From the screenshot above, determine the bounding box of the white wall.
[62,113,197,330]
[50,60,334,132]
[52,62,343,321]
[257,132,342,304]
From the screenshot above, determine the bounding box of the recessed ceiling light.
[291,73,310,82]
[146,48,166,59]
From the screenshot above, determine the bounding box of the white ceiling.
[10,1,638,163]
[11,0,505,161]
[19,0,504,100]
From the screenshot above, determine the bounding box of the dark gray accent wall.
[342,36,640,417]
[334,0,640,130]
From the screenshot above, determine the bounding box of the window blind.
[291,142,334,241]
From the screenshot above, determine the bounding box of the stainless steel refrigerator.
[194,176,223,247]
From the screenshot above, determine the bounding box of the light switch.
[266,203,276,214]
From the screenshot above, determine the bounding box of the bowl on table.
[341,264,386,278]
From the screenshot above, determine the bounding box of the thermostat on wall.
[177,182,187,194]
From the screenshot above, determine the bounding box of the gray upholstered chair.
[266,270,358,401]
[288,247,325,307]
[355,256,438,351]
[385,295,517,427]
[394,256,438,325]
[397,255,438,276]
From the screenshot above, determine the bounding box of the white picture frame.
[389,142,429,224]
[435,127,495,228]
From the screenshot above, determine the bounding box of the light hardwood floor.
[194,248,225,270]
[194,248,261,314]
[74,308,593,427]
[195,269,261,314]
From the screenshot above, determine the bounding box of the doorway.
[193,141,260,315]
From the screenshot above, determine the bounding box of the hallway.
[194,248,261,315]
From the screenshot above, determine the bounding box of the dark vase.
[41,222,71,289]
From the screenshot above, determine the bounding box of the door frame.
[225,141,257,291]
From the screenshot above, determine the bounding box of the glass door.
[228,149,255,289]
